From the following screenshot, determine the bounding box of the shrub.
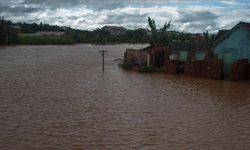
[138,65,161,73]
[119,61,135,70]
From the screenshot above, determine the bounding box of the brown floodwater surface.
[0,44,250,150]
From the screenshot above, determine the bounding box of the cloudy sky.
[0,0,250,33]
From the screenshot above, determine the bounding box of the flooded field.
[0,44,250,149]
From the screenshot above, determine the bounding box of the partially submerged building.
[124,21,250,81]
[169,41,211,62]
[165,41,213,75]
[124,45,170,67]
[143,45,170,67]
[213,22,250,78]
[124,49,148,65]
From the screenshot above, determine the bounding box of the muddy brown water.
[0,44,250,150]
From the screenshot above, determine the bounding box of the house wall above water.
[213,24,250,61]
[170,41,211,62]
[125,49,148,65]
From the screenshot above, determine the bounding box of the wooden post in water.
[98,50,108,72]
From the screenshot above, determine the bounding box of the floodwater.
[0,44,250,150]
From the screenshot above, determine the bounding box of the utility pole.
[6,36,9,45]
[98,50,108,72]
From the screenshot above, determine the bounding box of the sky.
[0,0,250,33]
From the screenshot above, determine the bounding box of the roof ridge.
[213,22,250,47]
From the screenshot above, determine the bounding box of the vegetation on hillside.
[0,17,205,45]
[203,30,216,44]
[16,22,65,33]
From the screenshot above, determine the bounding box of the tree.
[147,17,171,46]
[203,30,216,44]
[0,17,18,45]
[203,31,216,59]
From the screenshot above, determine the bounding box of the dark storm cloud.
[0,3,39,14]
[177,11,218,23]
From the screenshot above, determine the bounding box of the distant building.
[10,25,22,33]
[213,22,250,77]
[35,31,66,36]
[137,28,151,34]
[102,26,127,35]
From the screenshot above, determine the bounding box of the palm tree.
[203,30,216,45]
[147,17,171,46]
[203,31,216,59]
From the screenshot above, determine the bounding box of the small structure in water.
[124,48,148,65]
[124,45,170,68]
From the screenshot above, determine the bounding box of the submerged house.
[213,22,250,77]
[124,45,169,67]
[124,48,148,65]
[125,41,211,68]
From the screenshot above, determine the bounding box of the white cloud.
[219,0,238,5]
[1,1,250,33]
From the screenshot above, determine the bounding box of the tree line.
[0,17,19,45]
[0,18,214,45]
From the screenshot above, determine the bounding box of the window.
[195,51,205,60]
[179,51,188,61]
[169,53,178,60]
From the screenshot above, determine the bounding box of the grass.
[18,34,75,45]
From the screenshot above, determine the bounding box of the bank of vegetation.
[0,17,195,45]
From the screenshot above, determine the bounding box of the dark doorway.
[155,51,165,67]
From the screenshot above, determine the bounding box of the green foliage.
[138,65,161,73]
[119,61,135,70]
[175,32,193,41]
[203,30,216,44]
[0,17,19,45]
[18,34,74,45]
[17,22,64,33]
[147,17,171,46]
[1,18,212,45]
